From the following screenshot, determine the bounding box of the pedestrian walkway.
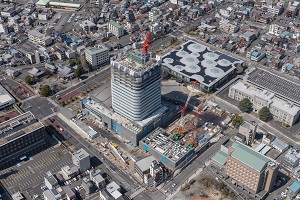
[23,95,37,102]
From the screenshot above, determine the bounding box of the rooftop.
[49,1,81,8]
[29,30,50,40]
[0,84,14,105]
[246,68,300,106]
[135,155,156,172]
[0,112,43,146]
[230,141,270,172]
[161,40,243,87]
[290,181,300,193]
[271,138,288,151]
[211,151,227,166]
[111,50,161,75]
[85,45,109,55]
[140,127,192,162]
[109,20,122,29]
[73,148,89,160]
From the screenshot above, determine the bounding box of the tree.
[24,75,32,85]
[231,114,244,127]
[69,59,77,67]
[238,98,253,113]
[41,85,51,97]
[74,65,83,78]
[259,106,272,122]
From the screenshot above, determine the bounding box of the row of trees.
[238,98,272,122]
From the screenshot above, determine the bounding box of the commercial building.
[0,112,47,169]
[146,160,164,187]
[211,140,279,199]
[85,45,109,69]
[111,50,162,122]
[161,40,243,92]
[246,68,300,107]
[72,148,90,172]
[139,127,194,170]
[28,30,52,46]
[90,169,105,189]
[108,21,124,37]
[228,81,300,126]
[0,84,15,110]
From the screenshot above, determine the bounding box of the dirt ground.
[174,171,234,200]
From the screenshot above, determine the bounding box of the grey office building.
[0,112,47,169]
[111,50,162,122]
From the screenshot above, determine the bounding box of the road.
[54,67,111,103]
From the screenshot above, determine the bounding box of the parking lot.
[0,145,72,195]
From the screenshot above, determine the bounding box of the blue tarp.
[287,64,295,70]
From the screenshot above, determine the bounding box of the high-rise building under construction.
[111,50,162,122]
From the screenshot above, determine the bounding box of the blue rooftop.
[83,99,88,104]
[251,51,260,57]
[290,181,300,193]
[287,64,295,70]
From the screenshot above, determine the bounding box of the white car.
[172,183,176,187]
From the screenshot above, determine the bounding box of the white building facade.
[84,45,109,68]
[108,21,124,37]
[228,81,300,126]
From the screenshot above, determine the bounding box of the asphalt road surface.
[22,97,55,120]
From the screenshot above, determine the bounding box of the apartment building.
[108,21,124,37]
[261,3,284,16]
[228,81,300,126]
[212,140,279,199]
[149,9,160,22]
[28,30,52,46]
[268,23,286,35]
[84,45,109,68]
[219,18,239,33]
[72,148,90,172]
[0,112,47,169]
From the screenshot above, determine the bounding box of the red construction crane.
[142,32,151,54]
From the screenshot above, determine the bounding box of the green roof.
[109,21,122,29]
[212,151,227,166]
[49,1,81,8]
[231,142,270,172]
[85,46,109,55]
[36,0,50,6]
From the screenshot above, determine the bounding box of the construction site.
[140,81,224,170]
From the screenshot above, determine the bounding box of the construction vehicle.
[111,142,118,148]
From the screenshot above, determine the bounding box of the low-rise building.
[271,138,288,153]
[61,164,80,179]
[90,169,105,189]
[85,45,109,69]
[283,148,300,169]
[228,81,300,126]
[100,181,122,200]
[6,69,19,78]
[28,30,52,46]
